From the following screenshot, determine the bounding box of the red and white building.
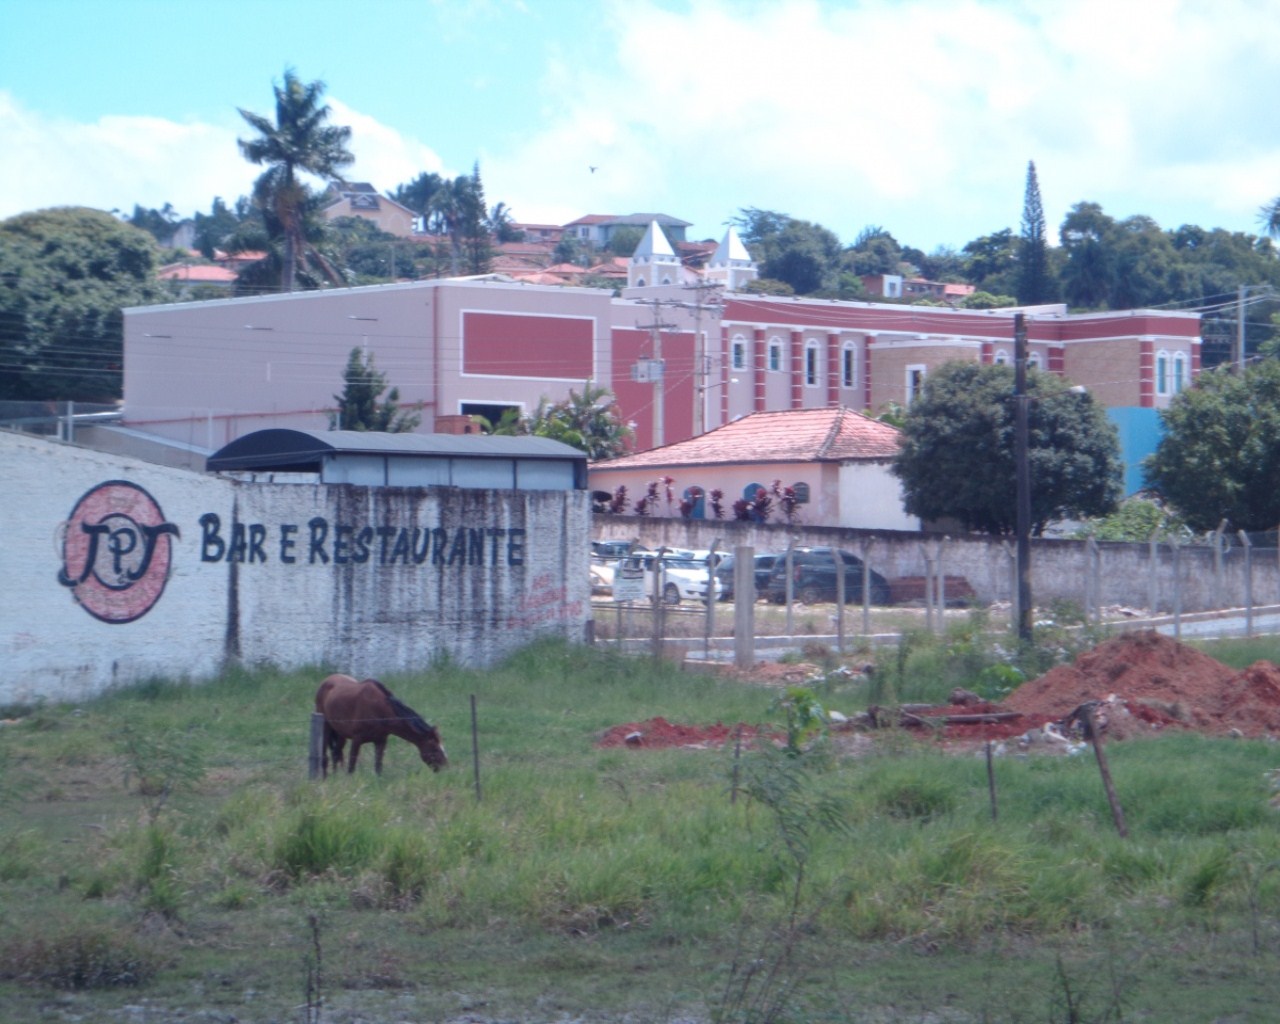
[121,221,1200,494]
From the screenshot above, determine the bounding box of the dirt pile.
[596,716,772,750]
[998,631,1280,738]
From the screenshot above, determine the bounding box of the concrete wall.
[3,431,590,705]
[594,514,1279,615]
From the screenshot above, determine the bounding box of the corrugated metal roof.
[207,428,587,473]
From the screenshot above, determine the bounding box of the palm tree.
[238,68,354,292]
[1262,197,1280,240]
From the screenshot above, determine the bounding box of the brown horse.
[314,674,447,777]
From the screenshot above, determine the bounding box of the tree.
[961,229,1018,296]
[192,197,246,258]
[1059,202,1116,309]
[126,203,181,246]
[487,202,522,243]
[495,382,631,460]
[0,207,163,400]
[331,347,421,432]
[892,361,1121,534]
[731,208,842,294]
[1016,161,1054,304]
[237,68,354,292]
[1145,362,1280,531]
[846,226,903,276]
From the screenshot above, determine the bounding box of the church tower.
[704,225,758,291]
[627,220,682,288]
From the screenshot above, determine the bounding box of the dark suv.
[765,547,891,605]
[714,552,780,602]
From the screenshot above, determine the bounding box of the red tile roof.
[157,263,238,283]
[592,407,901,469]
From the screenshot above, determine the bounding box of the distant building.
[320,182,419,238]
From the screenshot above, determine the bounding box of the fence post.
[834,545,846,656]
[1172,538,1183,640]
[309,712,325,780]
[783,538,798,639]
[919,543,935,634]
[1001,540,1018,635]
[651,547,668,659]
[704,539,721,662]
[734,545,756,671]
[1239,530,1254,638]
[1086,536,1101,627]
[857,538,875,637]
[1213,520,1228,611]
[936,537,949,632]
[1148,534,1159,616]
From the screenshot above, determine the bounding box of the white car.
[590,561,615,595]
[619,552,721,604]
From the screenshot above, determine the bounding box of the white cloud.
[486,0,1280,247]
[0,92,446,222]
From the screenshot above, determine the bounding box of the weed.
[117,723,206,822]
[1,926,166,990]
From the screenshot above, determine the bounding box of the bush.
[2,927,166,990]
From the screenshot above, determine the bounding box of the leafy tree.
[961,290,1016,309]
[391,172,446,229]
[0,207,163,400]
[192,197,246,258]
[1059,202,1116,309]
[1016,161,1054,304]
[553,235,587,266]
[731,208,841,294]
[846,226,903,276]
[961,229,1018,295]
[487,202,522,243]
[330,347,421,432]
[892,361,1122,534]
[327,216,403,282]
[524,382,632,461]
[1145,362,1280,531]
[1074,495,1187,542]
[126,203,182,246]
[237,68,354,292]
[605,225,644,256]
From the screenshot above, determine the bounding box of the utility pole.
[680,280,724,436]
[1237,284,1247,374]
[635,299,677,449]
[1014,312,1033,643]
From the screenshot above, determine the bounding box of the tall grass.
[3,637,1280,1018]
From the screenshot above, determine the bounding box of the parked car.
[714,552,780,602]
[765,547,891,605]
[619,551,721,604]
[592,539,639,562]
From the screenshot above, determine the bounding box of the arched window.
[635,277,646,287]
[681,485,706,519]
[731,335,747,370]
[1027,352,1041,370]
[993,349,1010,365]
[742,482,766,521]
[792,482,811,504]
[768,337,783,371]
[841,342,857,388]
[1156,350,1170,395]
[1172,351,1187,394]
[805,341,820,386]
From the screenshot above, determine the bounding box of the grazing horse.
[314,674,447,777]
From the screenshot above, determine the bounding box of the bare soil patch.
[599,632,1280,751]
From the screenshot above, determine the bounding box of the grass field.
[3,636,1280,1023]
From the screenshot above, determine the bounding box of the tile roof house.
[320,182,420,238]
[588,407,918,530]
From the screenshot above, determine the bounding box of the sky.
[3,0,1280,254]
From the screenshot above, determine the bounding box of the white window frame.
[1155,350,1170,396]
[731,336,747,371]
[1172,351,1187,394]
[841,341,857,388]
[768,337,783,372]
[905,363,926,405]
[805,341,820,386]
[993,348,1010,365]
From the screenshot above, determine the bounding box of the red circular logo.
[57,481,180,623]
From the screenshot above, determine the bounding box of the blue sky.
[4,0,1280,253]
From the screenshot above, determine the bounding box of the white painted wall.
[2,431,590,705]
[836,462,920,531]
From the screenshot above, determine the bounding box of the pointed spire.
[633,220,676,259]
[711,226,752,265]
[705,226,758,290]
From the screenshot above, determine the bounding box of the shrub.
[2,927,166,990]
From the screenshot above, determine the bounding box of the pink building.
[121,221,1200,494]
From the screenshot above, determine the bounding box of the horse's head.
[415,725,448,772]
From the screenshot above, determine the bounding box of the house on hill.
[320,182,419,238]
[588,406,916,531]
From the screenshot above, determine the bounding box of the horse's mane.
[365,678,434,736]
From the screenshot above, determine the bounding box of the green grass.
[2,637,1280,1022]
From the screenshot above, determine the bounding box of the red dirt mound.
[999,631,1280,738]
[596,717,770,750]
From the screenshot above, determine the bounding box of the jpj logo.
[57,481,180,623]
